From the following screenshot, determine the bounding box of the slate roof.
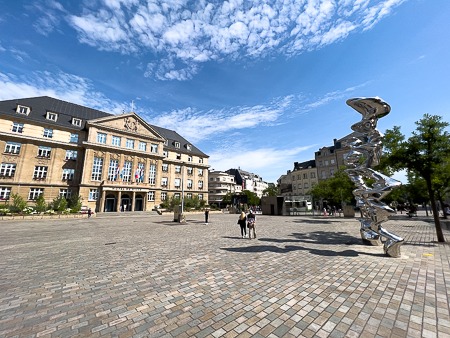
[0,96,208,157]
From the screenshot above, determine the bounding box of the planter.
[343,205,355,217]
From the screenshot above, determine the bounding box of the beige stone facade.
[0,97,209,212]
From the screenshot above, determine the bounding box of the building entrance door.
[121,195,131,211]
[105,195,116,212]
[135,194,143,211]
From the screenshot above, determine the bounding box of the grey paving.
[0,212,449,337]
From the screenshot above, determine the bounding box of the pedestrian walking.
[247,210,256,239]
[237,211,247,238]
[204,208,209,224]
[87,208,92,218]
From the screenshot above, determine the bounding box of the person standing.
[204,208,209,224]
[87,208,92,218]
[247,210,256,239]
[237,211,247,238]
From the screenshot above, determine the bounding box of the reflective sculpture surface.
[343,97,404,257]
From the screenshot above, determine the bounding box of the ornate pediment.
[88,113,163,140]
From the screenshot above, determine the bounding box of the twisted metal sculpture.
[343,97,404,257]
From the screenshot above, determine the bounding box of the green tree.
[262,184,278,197]
[310,168,354,207]
[34,194,47,213]
[10,193,27,213]
[383,114,450,242]
[68,193,82,213]
[52,195,68,213]
[241,190,260,206]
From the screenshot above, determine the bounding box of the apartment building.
[226,168,268,198]
[0,96,209,212]
[314,136,351,181]
[207,170,241,207]
[278,160,317,197]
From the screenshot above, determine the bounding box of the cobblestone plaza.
[1,213,449,337]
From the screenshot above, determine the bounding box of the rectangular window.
[310,172,316,178]
[147,191,155,201]
[187,179,193,189]
[161,177,168,187]
[148,164,156,185]
[150,143,158,153]
[65,150,78,160]
[176,153,181,160]
[59,188,72,199]
[304,183,309,189]
[0,163,16,177]
[97,132,107,144]
[139,142,147,151]
[108,159,119,181]
[122,161,132,182]
[33,166,48,179]
[188,156,192,162]
[46,111,58,121]
[163,151,168,157]
[331,159,336,164]
[198,169,204,176]
[126,139,135,149]
[111,136,121,147]
[198,194,203,200]
[186,144,192,151]
[37,146,51,158]
[91,157,103,181]
[16,105,30,115]
[43,128,53,138]
[28,188,44,200]
[12,122,24,133]
[135,163,145,183]
[174,193,180,199]
[62,169,75,180]
[0,187,11,200]
[72,118,82,127]
[174,142,180,148]
[187,167,193,175]
[89,189,99,201]
[70,133,78,143]
[161,192,167,201]
[175,165,181,173]
[303,173,308,179]
[4,142,21,154]
[162,163,168,172]
[187,193,192,199]
[199,158,203,164]
[198,180,203,189]
[174,178,181,188]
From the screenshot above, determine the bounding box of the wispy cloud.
[33,0,406,81]
[0,71,127,114]
[147,95,295,142]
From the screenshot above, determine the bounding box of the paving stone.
[0,212,449,337]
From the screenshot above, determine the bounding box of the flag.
[135,168,140,180]
[139,168,144,182]
[115,166,120,180]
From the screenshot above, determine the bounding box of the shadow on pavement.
[221,244,385,257]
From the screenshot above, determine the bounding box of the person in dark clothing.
[204,209,209,224]
[237,211,247,238]
[88,208,92,218]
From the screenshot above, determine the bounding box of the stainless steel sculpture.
[344,97,404,257]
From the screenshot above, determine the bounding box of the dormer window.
[72,118,82,127]
[186,144,192,151]
[46,111,58,122]
[16,105,31,115]
[164,139,168,146]
[174,141,180,148]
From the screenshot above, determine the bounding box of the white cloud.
[55,0,407,80]
[147,96,294,142]
[208,145,316,183]
[0,71,127,114]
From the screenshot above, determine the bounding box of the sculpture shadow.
[258,231,361,246]
[220,244,384,257]
[291,219,343,224]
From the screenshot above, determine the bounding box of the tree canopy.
[382,114,450,242]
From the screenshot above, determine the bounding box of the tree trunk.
[426,178,446,242]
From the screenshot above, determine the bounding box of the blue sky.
[1,0,449,184]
